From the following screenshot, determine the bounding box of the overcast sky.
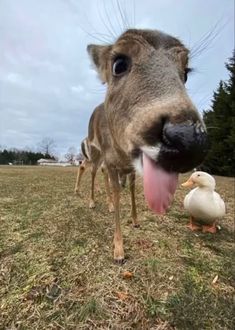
[0,0,234,158]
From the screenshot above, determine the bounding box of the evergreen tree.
[203,50,235,176]
[0,149,47,165]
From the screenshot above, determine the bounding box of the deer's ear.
[87,44,112,83]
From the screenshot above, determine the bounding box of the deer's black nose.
[158,121,208,172]
[162,121,207,151]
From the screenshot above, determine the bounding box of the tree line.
[202,50,235,177]
[0,137,56,165]
[0,149,51,165]
[0,138,83,165]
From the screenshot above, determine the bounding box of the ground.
[0,166,234,329]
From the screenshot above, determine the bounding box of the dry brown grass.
[0,165,234,329]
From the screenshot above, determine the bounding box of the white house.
[37,159,72,167]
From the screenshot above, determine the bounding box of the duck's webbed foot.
[187,216,201,231]
[202,222,217,233]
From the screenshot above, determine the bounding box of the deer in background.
[74,137,114,212]
[86,28,208,263]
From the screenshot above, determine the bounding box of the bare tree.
[38,137,56,158]
[65,146,77,164]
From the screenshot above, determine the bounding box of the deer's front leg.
[129,172,139,228]
[108,167,124,263]
[101,165,114,213]
[89,165,98,208]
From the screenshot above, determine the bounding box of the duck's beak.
[181,178,194,188]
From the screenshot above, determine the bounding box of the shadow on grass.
[166,272,234,330]
[145,271,234,330]
[0,241,23,258]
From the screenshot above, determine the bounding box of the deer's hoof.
[109,204,114,213]
[133,223,140,228]
[89,201,95,209]
[114,258,126,265]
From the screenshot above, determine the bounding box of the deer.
[86,28,208,263]
[74,137,114,212]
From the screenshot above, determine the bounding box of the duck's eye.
[112,56,130,76]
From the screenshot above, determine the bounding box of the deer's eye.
[112,56,130,76]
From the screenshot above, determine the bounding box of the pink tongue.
[143,153,178,214]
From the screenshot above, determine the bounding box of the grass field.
[0,165,234,329]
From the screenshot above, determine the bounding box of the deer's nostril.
[162,121,207,152]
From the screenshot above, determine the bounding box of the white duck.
[181,171,226,233]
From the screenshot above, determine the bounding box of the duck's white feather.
[184,186,226,224]
[182,171,226,226]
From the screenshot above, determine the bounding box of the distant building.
[37,158,56,164]
[37,159,72,167]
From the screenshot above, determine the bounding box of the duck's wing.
[213,192,226,215]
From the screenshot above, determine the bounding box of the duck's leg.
[187,216,201,231]
[202,222,217,233]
